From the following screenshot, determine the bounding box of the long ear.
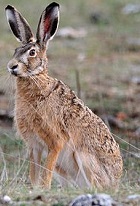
[36,2,59,47]
[5,5,34,44]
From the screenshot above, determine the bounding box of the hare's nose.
[11,64,18,70]
[11,65,18,76]
[10,64,18,70]
[8,64,18,76]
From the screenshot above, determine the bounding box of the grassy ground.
[0,0,140,205]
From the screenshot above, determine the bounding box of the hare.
[5,2,123,189]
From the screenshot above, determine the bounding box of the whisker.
[29,75,43,92]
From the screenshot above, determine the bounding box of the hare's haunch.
[5,2,123,189]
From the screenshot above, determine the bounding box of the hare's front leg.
[29,144,43,186]
[41,148,62,189]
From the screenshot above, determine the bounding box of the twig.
[75,69,81,99]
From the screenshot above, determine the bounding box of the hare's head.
[5,2,59,77]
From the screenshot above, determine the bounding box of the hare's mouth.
[11,70,18,76]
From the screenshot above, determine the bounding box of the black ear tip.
[48,2,60,9]
[5,5,14,10]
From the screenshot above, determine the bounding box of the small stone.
[126,37,140,51]
[90,12,109,24]
[56,27,87,39]
[0,195,12,204]
[135,127,140,137]
[125,194,140,204]
[122,4,140,15]
[131,77,140,85]
[69,193,116,206]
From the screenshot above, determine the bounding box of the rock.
[90,12,109,24]
[116,112,128,121]
[124,194,140,205]
[135,127,140,137]
[3,196,12,203]
[0,195,12,204]
[131,152,140,158]
[0,90,5,95]
[69,193,117,206]
[126,38,140,51]
[102,115,126,129]
[122,4,140,15]
[56,27,87,39]
[77,53,86,62]
[131,77,140,85]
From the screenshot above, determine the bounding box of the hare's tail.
[55,143,92,188]
[73,151,111,189]
[55,144,118,189]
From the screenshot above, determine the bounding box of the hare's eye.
[29,49,36,56]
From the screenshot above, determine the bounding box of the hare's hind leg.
[29,142,43,186]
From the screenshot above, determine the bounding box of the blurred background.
[0,0,140,203]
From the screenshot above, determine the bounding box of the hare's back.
[52,81,118,152]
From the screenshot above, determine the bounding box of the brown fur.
[13,72,123,189]
[6,3,123,189]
